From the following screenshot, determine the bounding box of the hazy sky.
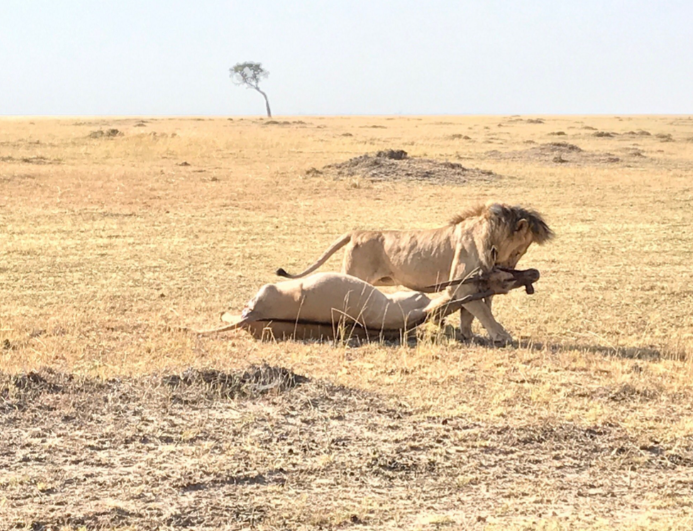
[2,1,692,115]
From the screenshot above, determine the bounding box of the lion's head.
[451,202,554,269]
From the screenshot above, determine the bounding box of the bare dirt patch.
[2,367,692,530]
[311,149,500,185]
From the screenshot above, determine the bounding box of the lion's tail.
[276,233,352,279]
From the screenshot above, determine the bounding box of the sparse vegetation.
[1,115,693,530]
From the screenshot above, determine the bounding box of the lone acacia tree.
[230,62,272,117]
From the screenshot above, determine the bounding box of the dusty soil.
[312,149,501,184]
[3,366,692,530]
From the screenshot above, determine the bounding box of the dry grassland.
[1,115,693,530]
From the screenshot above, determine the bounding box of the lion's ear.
[515,219,528,233]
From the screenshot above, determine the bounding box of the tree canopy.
[230,62,272,117]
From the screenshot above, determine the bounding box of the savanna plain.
[1,115,693,530]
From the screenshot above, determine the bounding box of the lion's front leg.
[447,244,508,343]
[462,299,512,345]
[458,295,495,341]
[458,308,474,340]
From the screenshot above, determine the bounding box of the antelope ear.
[515,219,528,232]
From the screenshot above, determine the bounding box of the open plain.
[1,115,693,530]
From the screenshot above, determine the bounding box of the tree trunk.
[256,88,272,118]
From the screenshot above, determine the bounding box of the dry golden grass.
[1,115,693,529]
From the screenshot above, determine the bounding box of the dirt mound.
[487,142,622,166]
[535,142,583,153]
[0,369,110,411]
[376,149,408,160]
[316,149,500,185]
[623,130,651,136]
[1,365,309,411]
[88,128,123,139]
[506,118,544,124]
[2,370,64,397]
[163,365,309,399]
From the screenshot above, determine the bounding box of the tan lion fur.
[276,202,553,342]
[198,268,532,340]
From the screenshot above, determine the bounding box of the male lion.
[276,203,553,343]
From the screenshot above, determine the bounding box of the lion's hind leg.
[341,240,395,287]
